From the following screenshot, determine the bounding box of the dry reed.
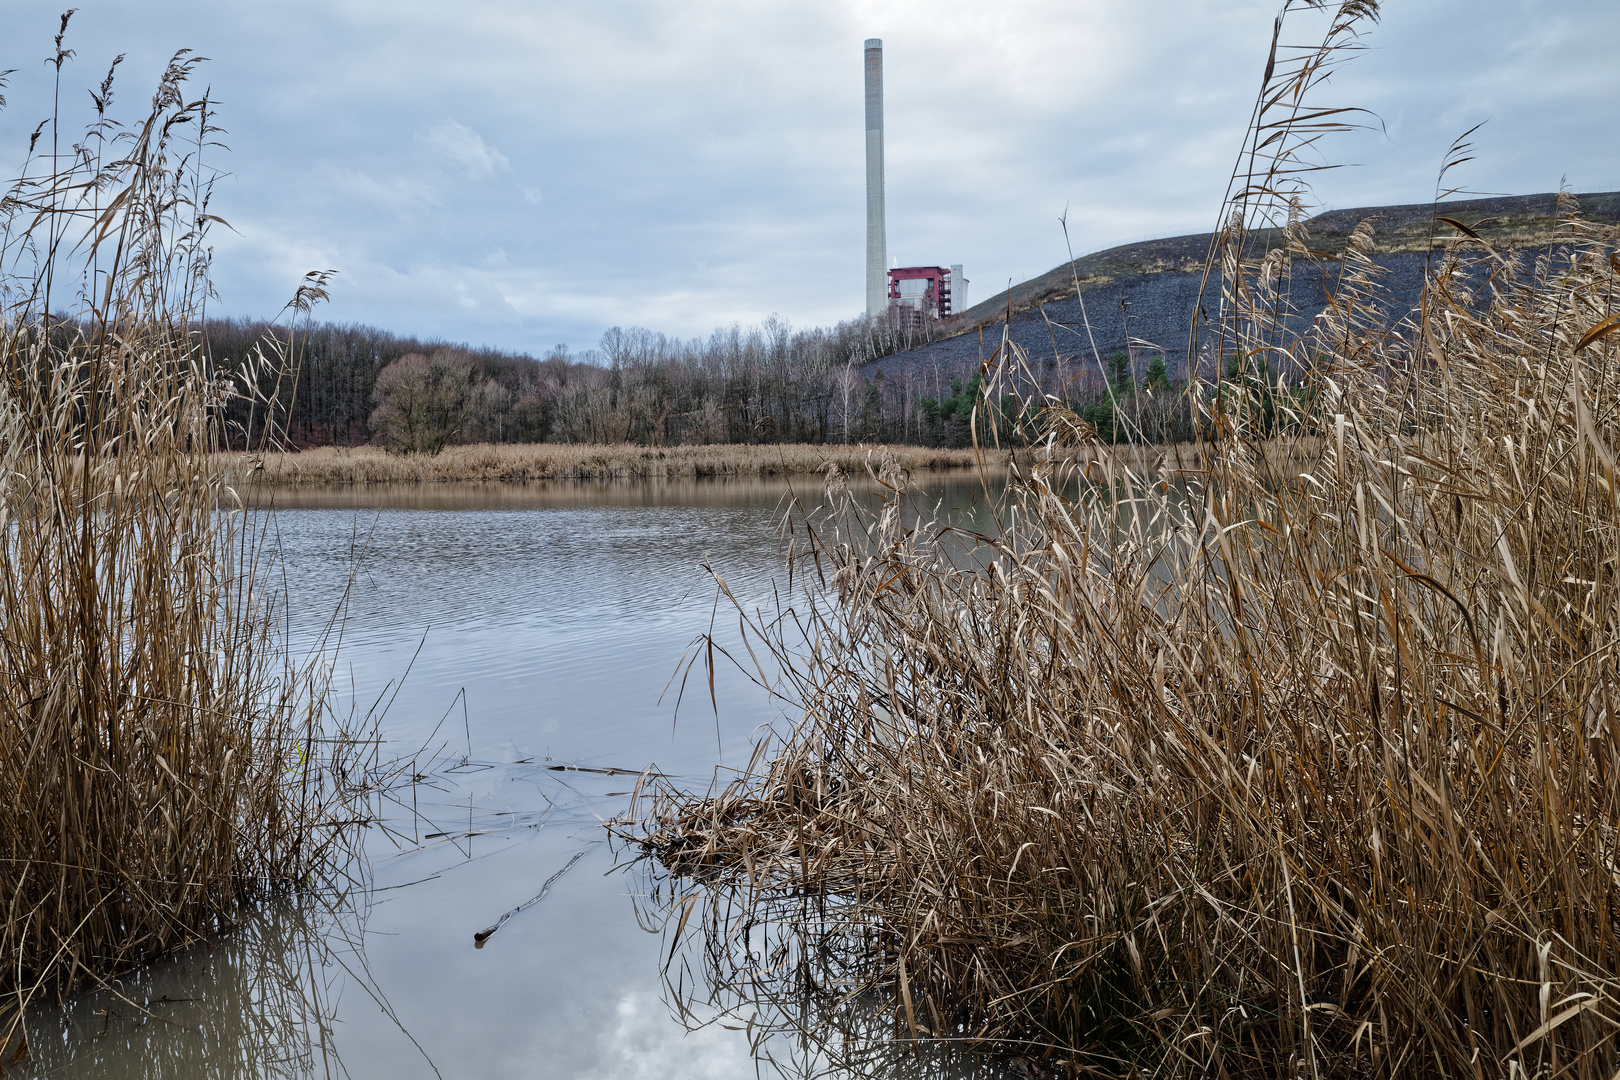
[1036,437,1322,480]
[1,30,359,1057]
[224,442,999,485]
[631,4,1620,1076]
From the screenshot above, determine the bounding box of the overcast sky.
[3,1,1616,355]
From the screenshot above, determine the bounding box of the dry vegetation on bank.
[1037,437,1321,480]
[631,5,1620,1077]
[1,30,359,1056]
[226,442,1000,485]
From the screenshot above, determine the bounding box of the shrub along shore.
[224,442,1002,485]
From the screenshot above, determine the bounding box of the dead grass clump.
[226,441,998,485]
[1,31,356,1049]
[633,5,1620,1075]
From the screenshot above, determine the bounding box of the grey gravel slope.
[866,190,1618,390]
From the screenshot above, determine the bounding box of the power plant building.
[888,264,968,322]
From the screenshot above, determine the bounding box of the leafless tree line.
[205,309,970,451]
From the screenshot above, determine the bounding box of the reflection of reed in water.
[20,894,421,1080]
[243,470,1002,514]
[628,861,1047,1080]
[227,444,1000,488]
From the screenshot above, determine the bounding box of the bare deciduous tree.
[369,350,479,454]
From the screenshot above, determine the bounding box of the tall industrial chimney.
[864,39,886,318]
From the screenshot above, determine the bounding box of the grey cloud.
[416,120,511,180]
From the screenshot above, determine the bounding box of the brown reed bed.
[1,32,361,1059]
[629,5,1620,1076]
[1038,437,1323,484]
[225,441,1000,486]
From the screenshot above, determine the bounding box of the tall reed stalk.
[0,24,356,1054]
[634,3,1620,1076]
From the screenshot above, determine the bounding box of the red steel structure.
[887,265,953,326]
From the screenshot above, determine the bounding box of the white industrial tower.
[864,39,886,318]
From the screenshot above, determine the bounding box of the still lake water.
[22,473,997,1080]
